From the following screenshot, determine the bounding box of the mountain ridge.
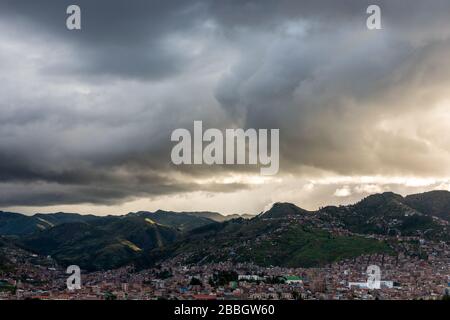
[1,190,449,271]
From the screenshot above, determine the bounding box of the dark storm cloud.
[1,0,450,208]
[211,1,450,176]
[0,179,248,207]
[0,0,209,80]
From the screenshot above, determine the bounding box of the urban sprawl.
[1,239,449,300]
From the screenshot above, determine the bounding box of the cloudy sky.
[1,0,450,215]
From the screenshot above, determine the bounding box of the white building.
[348,281,394,289]
[238,275,265,281]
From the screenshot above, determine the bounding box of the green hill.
[233,224,392,268]
[405,190,450,221]
[319,192,449,240]
[21,216,179,271]
[4,190,450,271]
[137,209,392,269]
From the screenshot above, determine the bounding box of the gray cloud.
[0,0,210,80]
[1,0,450,209]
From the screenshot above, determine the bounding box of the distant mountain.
[138,205,391,269]
[319,192,449,240]
[0,209,218,237]
[0,211,99,236]
[3,190,450,271]
[188,211,254,222]
[0,211,47,236]
[404,190,450,221]
[228,214,255,220]
[128,210,218,231]
[0,209,221,269]
[138,192,450,269]
[21,215,179,271]
[259,202,312,219]
[34,212,99,226]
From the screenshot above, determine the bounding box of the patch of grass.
[235,225,392,267]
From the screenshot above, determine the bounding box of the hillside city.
[1,191,450,300]
[1,226,449,300]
